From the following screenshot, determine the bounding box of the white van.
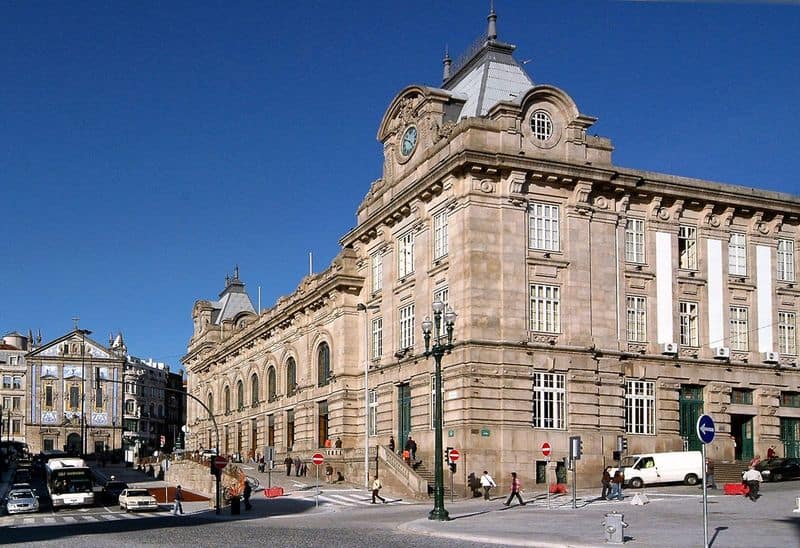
[612,451,703,488]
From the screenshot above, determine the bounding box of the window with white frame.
[678,225,697,270]
[13,376,21,389]
[399,303,415,349]
[625,218,646,264]
[728,233,747,276]
[778,311,797,355]
[778,239,796,282]
[433,209,448,260]
[530,110,553,141]
[371,317,383,359]
[368,389,378,437]
[729,306,749,351]
[398,231,414,278]
[530,284,560,333]
[9,355,19,366]
[625,380,655,435]
[626,296,647,342]
[528,203,560,251]
[532,372,565,429]
[371,250,383,293]
[433,286,449,308]
[2,376,10,389]
[679,301,699,347]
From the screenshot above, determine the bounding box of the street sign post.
[213,455,228,470]
[447,449,460,502]
[312,453,324,506]
[696,414,716,548]
[541,442,552,509]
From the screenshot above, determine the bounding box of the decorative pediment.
[32,332,112,360]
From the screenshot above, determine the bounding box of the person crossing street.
[371,475,387,504]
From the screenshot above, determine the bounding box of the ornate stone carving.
[431,119,456,143]
[593,196,609,210]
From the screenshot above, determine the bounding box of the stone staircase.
[414,461,454,498]
[715,461,748,484]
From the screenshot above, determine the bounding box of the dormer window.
[530,110,553,141]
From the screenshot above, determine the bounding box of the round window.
[530,110,553,141]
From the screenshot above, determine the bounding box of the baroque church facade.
[183,10,800,489]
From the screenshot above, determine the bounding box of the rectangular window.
[95,385,103,408]
[9,356,19,366]
[728,233,747,276]
[782,391,800,408]
[529,284,560,333]
[528,202,560,251]
[731,388,753,405]
[371,317,383,359]
[12,377,21,389]
[625,380,655,435]
[399,303,415,349]
[678,225,697,270]
[45,385,54,408]
[433,286,449,308]
[729,306,749,351]
[368,389,378,437]
[679,301,699,347]
[777,239,796,282]
[371,251,383,293]
[778,311,797,355]
[12,419,20,434]
[398,231,415,278]
[69,386,80,410]
[532,372,566,429]
[12,396,21,411]
[625,218,646,264]
[433,210,448,260]
[286,409,295,449]
[2,376,10,389]
[626,296,647,342]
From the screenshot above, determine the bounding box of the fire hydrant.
[602,511,628,544]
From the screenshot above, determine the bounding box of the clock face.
[401,126,417,156]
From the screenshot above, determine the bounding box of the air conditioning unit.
[661,342,678,356]
[713,347,731,359]
[763,351,780,364]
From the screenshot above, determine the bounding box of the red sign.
[213,455,228,470]
[449,449,460,462]
[312,453,324,466]
[541,442,551,457]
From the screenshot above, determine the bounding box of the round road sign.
[449,449,460,462]
[213,455,228,470]
[541,442,551,457]
[696,414,716,444]
[312,453,324,465]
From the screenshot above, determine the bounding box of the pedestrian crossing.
[3,510,173,528]
[294,488,409,509]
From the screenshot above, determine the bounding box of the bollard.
[602,511,628,544]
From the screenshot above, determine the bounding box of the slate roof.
[211,272,255,325]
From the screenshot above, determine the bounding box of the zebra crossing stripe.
[317,494,356,506]
[43,517,56,524]
[23,517,35,525]
[62,516,77,523]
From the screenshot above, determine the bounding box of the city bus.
[45,458,95,509]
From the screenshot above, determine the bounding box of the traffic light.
[622,437,628,452]
[569,435,583,460]
[449,461,457,474]
[445,446,452,463]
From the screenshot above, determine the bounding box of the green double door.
[679,386,704,451]
[781,418,800,458]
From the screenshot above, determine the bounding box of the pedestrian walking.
[334,437,343,448]
[705,458,718,489]
[601,466,612,500]
[405,435,417,462]
[503,472,525,506]
[258,456,265,473]
[294,456,302,476]
[388,435,395,453]
[301,462,308,476]
[173,485,184,515]
[480,470,496,500]
[284,455,293,476]
[325,463,334,484]
[610,470,624,500]
[742,465,763,502]
[243,481,252,510]
[749,454,762,468]
[371,475,387,504]
[767,445,777,459]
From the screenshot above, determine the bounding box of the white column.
[656,232,674,344]
[756,245,773,352]
[707,239,724,348]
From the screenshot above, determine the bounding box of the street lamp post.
[78,328,92,457]
[421,299,457,522]
[357,303,379,489]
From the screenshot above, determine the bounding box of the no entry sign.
[213,455,228,470]
[449,449,460,462]
[312,453,324,465]
[541,442,551,457]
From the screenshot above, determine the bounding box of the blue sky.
[2,1,798,368]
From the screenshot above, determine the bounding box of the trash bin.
[231,495,241,515]
[602,511,627,544]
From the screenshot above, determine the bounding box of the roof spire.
[487,2,497,41]
[442,45,452,82]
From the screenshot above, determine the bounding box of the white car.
[118,488,159,512]
[5,489,40,515]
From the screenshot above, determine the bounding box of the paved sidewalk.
[400,485,800,547]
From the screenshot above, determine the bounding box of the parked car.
[5,488,40,515]
[101,480,129,503]
[756,457,800,482]
[118,488,158,512]
[612,451,703,488]
[200,449,218,459]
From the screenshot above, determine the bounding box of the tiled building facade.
[183,10,800,488]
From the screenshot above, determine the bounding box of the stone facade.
[0,332,30,445]
[184,12,800,489]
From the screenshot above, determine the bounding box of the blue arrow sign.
[696,414,716,444]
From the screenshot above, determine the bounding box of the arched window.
[237,380,244,411]
[224,386,231,414]
[207,393,214,417]
[251,373,259,406]
[317,342,331,387]
[268,366,277,401]
[286,358,297,396]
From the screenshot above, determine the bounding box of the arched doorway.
[67,432,82,455]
